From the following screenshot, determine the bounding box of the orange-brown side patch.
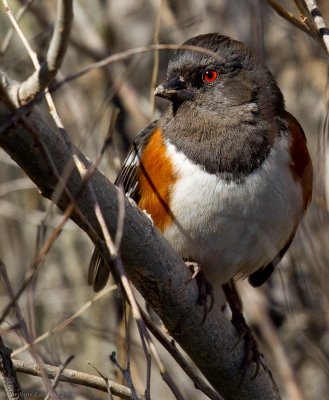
[286,112,313,209]
[138,128,176,232]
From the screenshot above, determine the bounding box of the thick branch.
[0,75,281,400]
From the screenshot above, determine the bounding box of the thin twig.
[52,43,225,92]
[13,0,73,104]
[13,359,145,400]
[2,0,73,155]
[293,0,322,38]
[0,0,36,54]
[12,285,117,357]
[88,361,114,400]
[110,352,139,400]
[44,355,75,400]
[0,261,60,399]
[264,0,313,36]
[0,201,75,325]
[139,307,224,400]
[150,0,164,117]
[2,0,40,67]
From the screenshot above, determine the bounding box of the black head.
[155,34,287,180]
[155,33,284,118]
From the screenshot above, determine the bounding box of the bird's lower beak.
[154,77,196,102]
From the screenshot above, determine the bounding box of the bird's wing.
[88,121,158,291]
[248,112,312,287]
[115,120,159,201]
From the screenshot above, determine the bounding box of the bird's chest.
[162,135,303,283]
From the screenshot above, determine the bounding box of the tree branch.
[16,0,73,104]
[0,337,23,400]
[0,71,281,399]
[264,0,313,37]
[12,358,144,400]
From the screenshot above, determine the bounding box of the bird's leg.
[185,260,214,324]
[222,280,264,382]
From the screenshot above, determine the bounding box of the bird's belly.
[163,136,303,284]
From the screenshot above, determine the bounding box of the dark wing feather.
[88,121,158,291]
[115,120,159,200]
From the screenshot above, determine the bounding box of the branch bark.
[0,337,23,400]
[13,358,143,400]
[0,72,281,400]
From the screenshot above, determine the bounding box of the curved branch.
[0,75,281,400]
[264,0,313,37]
[13,359,144,400]
[17,0,73,104]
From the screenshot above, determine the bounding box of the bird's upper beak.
[154,77,196,102]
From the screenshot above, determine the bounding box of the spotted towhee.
[89,33,312,308]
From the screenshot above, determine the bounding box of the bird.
[89,33,312,318]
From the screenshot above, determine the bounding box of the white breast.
[163,133,303,285]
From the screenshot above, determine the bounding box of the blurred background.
[0,0,328,399]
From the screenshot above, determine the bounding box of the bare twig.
[0,200,75,325]
[13,358,145,400]
[110,352,139,400]
[264,0,313,36]
[150,0,164,117]
[2,0,73,166]
[0,261,60,399]
[12,0,74,104]
[293,0,325,39]
[12,285,117,357]
[44,355,75,400]
[52,43,225,92]
[88,361,115,400]
[139,307,224,400]
[0,0,36,55]
[0,336,23,400]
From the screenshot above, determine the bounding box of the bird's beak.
[154,77,196,102]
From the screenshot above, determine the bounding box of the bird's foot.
[185,261,214,324]
[222,281,264,383]
[231,311,264,383]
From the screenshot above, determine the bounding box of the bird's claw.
[185,261,214,324]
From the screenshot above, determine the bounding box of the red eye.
[202,69,218,83]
